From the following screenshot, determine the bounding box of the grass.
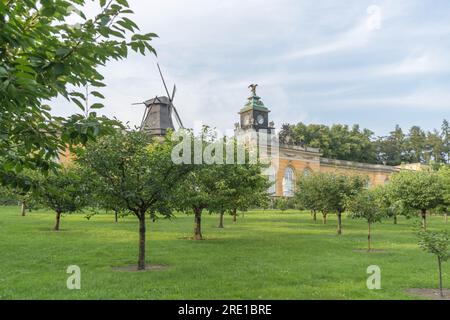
[0,205,449,300]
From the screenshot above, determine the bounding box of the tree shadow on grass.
[406,289,450,300]
[112,264,170,272]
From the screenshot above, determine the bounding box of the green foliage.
[0,0,155,180]
[390,170,444,213]
[418,229,450,261]
[34,166,86,229]
[296,172,334,214]
[0,185,18,205]
[274,197,289,212]
[347,189,385,224]
[296,172,366,234]
[417,228,450,297]
[372,185,413,222]
[280,123,378,164]
[439,166,450,211]
[78,130,192,219]
[280,120,450,166]
[78,129,194,269]
[173,129,271,236]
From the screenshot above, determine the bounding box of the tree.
[442,120,450,163]
[174,132,271,239]
[347,190,385,251]
[0,0,155,182]
[275,197,289,212]
[217,143,271,225]
[390,170,444,230]
[35,166,86,230]
[296,172,331,224]
[418,229,450,298]
[297,172,366,232]
[373,184,412,224]
[439,166,450,222]
[329,174,367,235]
[376,125,407,166]
[78,130,193,270]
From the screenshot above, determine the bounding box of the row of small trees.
[2,129,271,271]
[295,167,450,296]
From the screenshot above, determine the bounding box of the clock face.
[257,114,265,125]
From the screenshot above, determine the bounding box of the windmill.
[134,63,184,136]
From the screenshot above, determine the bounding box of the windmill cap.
[144,96,171,106]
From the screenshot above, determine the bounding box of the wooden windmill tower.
[135,64,184,136]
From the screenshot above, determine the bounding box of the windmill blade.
[172,104,184,129]
[157,63,184,129]
[171,84,177,101]
[140,105,154,129]
[157,63,172,101]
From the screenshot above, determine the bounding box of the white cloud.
[48,0,450,136]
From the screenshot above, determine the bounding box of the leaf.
[55,48,72,57]
[90,103,104,109]
[91,91,105,99]
[71,97,86,111]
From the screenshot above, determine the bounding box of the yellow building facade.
[236,86,399,198]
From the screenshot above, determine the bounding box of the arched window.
[265,166,276,196]
[283,167,295,197]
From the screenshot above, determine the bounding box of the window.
[266,166,276,195]
[283,167,295,197]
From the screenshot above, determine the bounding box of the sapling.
[418,229,450,298]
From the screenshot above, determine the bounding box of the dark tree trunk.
[322,212,327,224]
[312,210,317,223]
[368,222,372,252]
[337,211,343,235]
[54,211,61,231]
[438,257,444,298]
[393,215,397,225]
[218,211,224,228]
[21,202,26,216]
[233,208,237,223]
[114,209,118,223]
[194,208,203,240]
[138,212,146,270]
[421,209,427,230]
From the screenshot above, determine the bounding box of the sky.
[52,0,450,137]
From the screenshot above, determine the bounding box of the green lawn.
[0,206,448,300]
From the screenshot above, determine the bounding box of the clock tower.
[237,84,274,134]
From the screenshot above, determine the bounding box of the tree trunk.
[138,212,146,270]
[337,211,342,235]
[322,212,327,224]
[21,202,26,217]
[233,208,237,223]
[114,209,118,223]
[312,210,317,223]
[438,257,444,298]
[368,222,372,252]
[421,209,427,230]
[393,215,397,225]
[194,208,203,240]
[54,211,61,231]
[218,211,224,228]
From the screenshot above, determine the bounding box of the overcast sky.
[52,0,450,137]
